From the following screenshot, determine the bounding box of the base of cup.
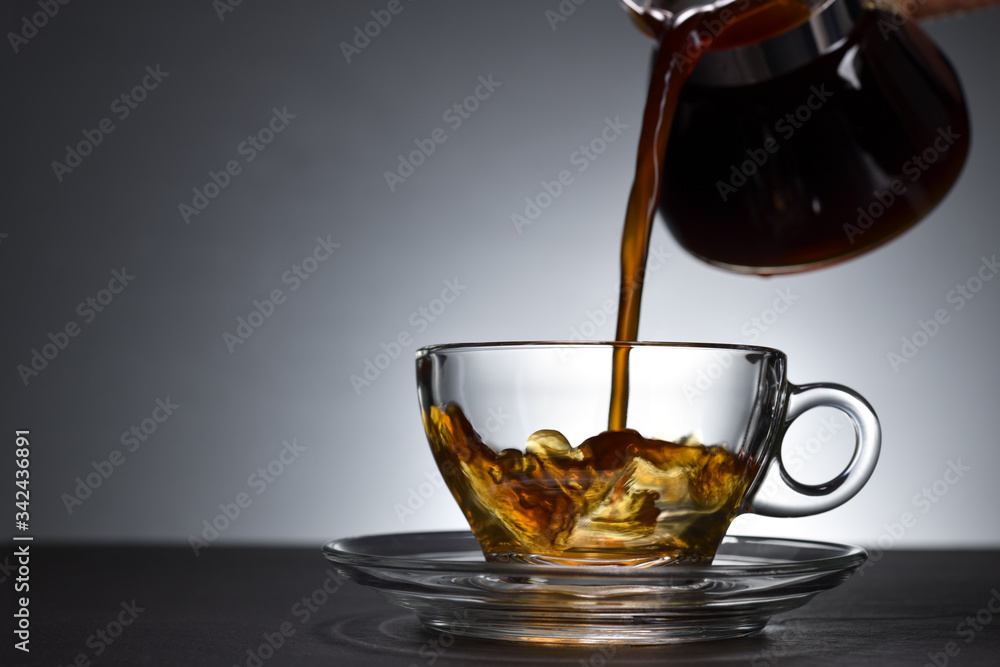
[486,550,713,567]
[420,611,769,644]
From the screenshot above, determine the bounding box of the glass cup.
[416,342,880,566]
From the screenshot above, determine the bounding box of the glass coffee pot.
[622,0,970,274]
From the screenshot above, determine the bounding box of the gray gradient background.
[2,0,998,550]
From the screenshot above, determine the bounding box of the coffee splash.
[424,404,757,565]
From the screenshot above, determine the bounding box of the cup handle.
[750,383,881,517]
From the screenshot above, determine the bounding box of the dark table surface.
[8,545,1000,666]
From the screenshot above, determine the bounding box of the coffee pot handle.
[750,383,881,517]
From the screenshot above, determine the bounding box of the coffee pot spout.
[619,0,672,36]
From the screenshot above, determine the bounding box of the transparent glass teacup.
[416,342,880,566]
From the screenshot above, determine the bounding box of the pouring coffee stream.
[610,0,816,429]
[609,0,969,429]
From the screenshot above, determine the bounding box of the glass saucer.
[322,531,866,645]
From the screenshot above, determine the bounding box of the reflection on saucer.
[320,609,822,664]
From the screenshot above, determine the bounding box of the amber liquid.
[424,403,758,565]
